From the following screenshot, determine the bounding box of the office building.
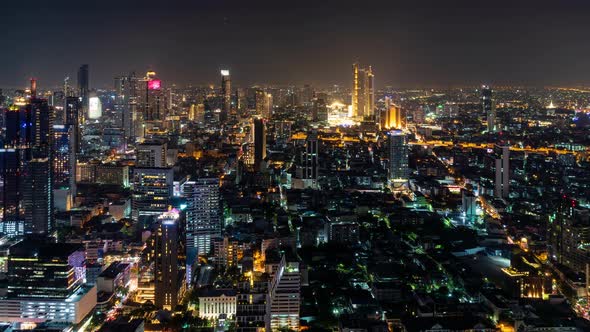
[266,255,300,332]
[221,70,231,123]
[494,145,510,198]
[184,178,221,257]
[388,130,409,186]
[132,167,174,221]
[0,239,96,324]
[352,63,375,119]
[482,85,496,133]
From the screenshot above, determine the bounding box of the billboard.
[88,96,102,119]
[148,79,161,90]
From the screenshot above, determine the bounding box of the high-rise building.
[266,255,300,331]
[255,90,272,119]
[132,167,173,221]
[494,145,510,198]
[184,178,221,257]
[253,118,267,168]
[154,210,185,310]
[301,132,319,184]
[221,70,231,123]
[53,124,75,211]
[482,85,496,133]
[65,96,81,153]
[1,94,56,235]
[115,72,140,142]
[351,63,375,119]
[143,71,165,121]
[24,158,52,234]
[388,130,409,186]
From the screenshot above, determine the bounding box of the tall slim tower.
[77,64,89,118]
[301,132,319,185]
[352,63,360,118]
[253,118,267,167]
[494,145,510,198]
[154,210,183,310]
[221,70,231,123]
[388,130,409,186]
[482,85,496,132]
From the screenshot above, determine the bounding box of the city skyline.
[2,0,590,88]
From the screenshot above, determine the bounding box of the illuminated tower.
[352,63,360,118]
[364,66,375,118]
[154,210,183,310]
[482,85,496,132]
[351,63,375,119]
[494,145,510,198]
[52,124,75,211]
[383,104,404,130]
[221,70,231,123]
[388,130,409,186]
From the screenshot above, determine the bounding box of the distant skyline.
[2,0,590,89]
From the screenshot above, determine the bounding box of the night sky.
[1,0,590,89]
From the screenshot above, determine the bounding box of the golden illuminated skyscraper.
[351,63,374,119]
[352,63,360,117]
[382,104,404,130]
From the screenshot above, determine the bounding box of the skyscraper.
[143,71,165,122]
[154,210,184,310]
[482,85,496,133]
[388,130,409,186]
[65,96,81,153]
[255,90,272,119]
[77,64,89,122]
[184,178,221,257]
[351,63,375,119]
[494,145,510,198]
[253,118,267,168]
[52,124,75,211]
[266,255,300,331]
[221,70,231,123]
[301,132,319,187]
